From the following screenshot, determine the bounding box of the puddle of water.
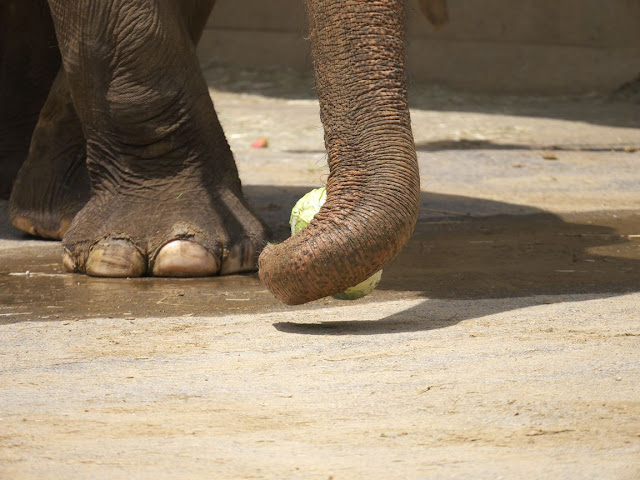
[0,246,285,322]
[1,211,638,323]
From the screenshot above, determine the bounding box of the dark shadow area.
[0,200,16,241]
[202,62,640,130]
[414,140,639,153]
[282,141,640,155]
[201,62,317,101]
[612,74,640,102]
[385,207,640,299]
[271,296,560,336]
[2,187,638,331]
[272,308,462,335]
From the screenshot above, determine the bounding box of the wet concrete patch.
[0,260,276,324]
[1,197,638,324]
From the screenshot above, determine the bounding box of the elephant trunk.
[258,0,420,305]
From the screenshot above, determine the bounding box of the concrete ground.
[1,65,639,479]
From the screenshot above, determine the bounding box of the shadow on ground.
[284,141,639,155]
[1,187,638,331]
[413,140,639,153]
[264,187,640,335]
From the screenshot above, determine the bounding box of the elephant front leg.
[47,0,266,277]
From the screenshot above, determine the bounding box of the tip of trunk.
[258,189,419,305]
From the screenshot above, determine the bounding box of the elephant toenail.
[11,214,68,240]
[11,215,37,237]
[62,250,77,272]
[220,242,257,275]
[86,239,146,277]
[152,240,219,277]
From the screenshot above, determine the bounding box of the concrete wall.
[197,0,640,94]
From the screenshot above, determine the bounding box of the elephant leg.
[9,0,219,240]
[48,0,266,277]
[0,0,61,198]
[9,68,89,239]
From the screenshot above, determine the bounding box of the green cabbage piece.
[289,187,382,300]
[290,187,327,235]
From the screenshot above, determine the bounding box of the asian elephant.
[0,0,437,305]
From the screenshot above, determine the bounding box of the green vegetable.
[331,269,383,300]
[290,187,327,236]
[289,187,382,300]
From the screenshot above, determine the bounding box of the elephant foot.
[9,68,89,240]
[62,184,267,278]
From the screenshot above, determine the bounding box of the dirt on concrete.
[0,66,639,479]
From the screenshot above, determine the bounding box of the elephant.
[0,0,439,305]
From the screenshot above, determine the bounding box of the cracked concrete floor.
[1,67,639,479]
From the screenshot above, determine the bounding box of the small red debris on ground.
[251,137,269,148]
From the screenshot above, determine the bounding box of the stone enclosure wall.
[197,0,640,94]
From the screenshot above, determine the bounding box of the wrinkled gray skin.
[1,0,425,304]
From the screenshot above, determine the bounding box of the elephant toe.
[59,186,266,279]
[11,215,38,237]
[83,238,147,277]
[152,240,219,277]
[220,240,259,275]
